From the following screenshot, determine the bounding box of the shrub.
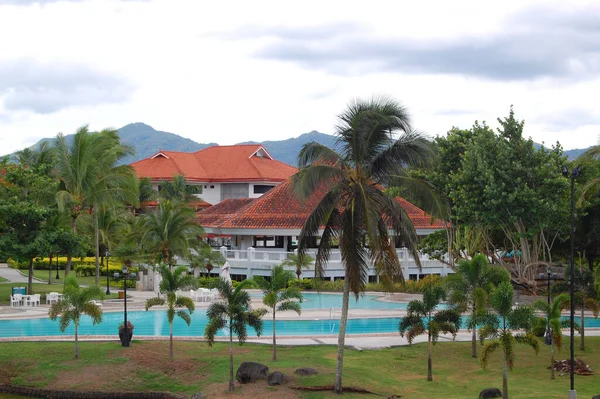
[531,316,547,337]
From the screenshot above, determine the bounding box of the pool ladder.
[329,307,336,333]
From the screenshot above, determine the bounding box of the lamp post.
[538,267,558,345]
[563,165,581,399]
[55,255,60,280]
[122,265,129,347]
[105,250,111,295]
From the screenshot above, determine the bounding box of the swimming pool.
[1,309,598,339]
[250,292,413,310]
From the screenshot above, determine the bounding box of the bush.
[532,316,547,337]
[197,277,221,288]
[74,264,138,277]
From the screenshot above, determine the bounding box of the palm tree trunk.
[502,360,508,399]
[94,205,100,285]
[427,333,433,381]
[472,327,477,358]
[66,215,77,276]
[580,306,585,351]
[550,341,555,379]
[169,322,174,359]
[334,276,350,394]
[229,326,235,392]
[27,258,33,296]
[74,320,79,359]
[272,310,277,361]
[48,254,53,285]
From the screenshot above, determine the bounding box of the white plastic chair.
[46,292,58,304]
[10,295,22,307]
[89,300,103,310]
[31,294,41,307]
[190,289,197,301]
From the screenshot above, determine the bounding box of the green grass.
[0,337,599,398]
[0,282,119,305]
[30,269,127,289]
[0,276,8,283]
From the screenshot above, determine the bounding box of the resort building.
[130,144,297,205]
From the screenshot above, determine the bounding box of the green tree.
[139,200,203,268]
[399,286,461,381]
[533,293,574,379]
[205,279,267,392]
[144,265,196,358]
[254,265,303,360]
[479,282,539,399]
[281,251,314,280]
[159,175,202,202]
[134,177,157,215]
[294,96,436,393]
[188,242,225,277]
[446,254,510,358]
[48,275,103,359]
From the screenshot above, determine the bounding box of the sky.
[0,0,599,154]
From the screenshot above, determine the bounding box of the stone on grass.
[479,388,502,399]
[190,393,207,399]
[294,367,318,376]
[592,395,600,399]
[268,371,285,386]
[236,362,269,384]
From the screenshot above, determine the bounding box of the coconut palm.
[281,251,314,280]
[139,200,204,268]
[134,177,157,215]
[48,275,103,359]
[479,282,539,399]
[398,285,461,381]
[144,265,196,358]
[54,126,138,280]
[159,174,202,202]
[255,265,303,360]
[294,95,437,393]
[205,279,267,392]
[533,293,576,379]
[446,254,510,357]
[188,241,225,277]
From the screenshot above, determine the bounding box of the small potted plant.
[118,321,134,346]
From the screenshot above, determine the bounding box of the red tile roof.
[131,144,297,183]
[198,178,447,231]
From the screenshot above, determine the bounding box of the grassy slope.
[0,338,598,398]
[0,277,7,283]
[0,282,119,305]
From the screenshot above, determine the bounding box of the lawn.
[0,337,599,398]
[0,282,119,305]
[31,269,128,289]
[0,277,7,283]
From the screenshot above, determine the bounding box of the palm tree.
[398,285,461,381]
[479,282,539,399]
[294,95,437,393]
[139,200,204,268]
[48,275,103,359]
[205,279,267,392]
[144,265,196,358]
[255,265,303,360]
[135,177,157,215]
[159,174,202,202]
[54,126,138,280]
[533,293,574,379]
[188,242,225,277]
[281,251,314,280]
[446,254,510,357]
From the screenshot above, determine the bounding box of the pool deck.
[2,289,599,349]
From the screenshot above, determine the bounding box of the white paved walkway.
[0,263,45,283]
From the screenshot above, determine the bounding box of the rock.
[191,393,207,399]
[236,362,269,384]
[294,367,318,376]
[268,371,285,386]
[592,395,600,399]
[479,388,502,399]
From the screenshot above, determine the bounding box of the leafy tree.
[398,286,461,381]
[144,265,196,358]
[139,200,203,268]
[135,177,157,215]
[446,254,510,358]
[205,279,267,392]
[281,251,314,280]
[294,96,437,394]
[254,265,303,360]
[48,275,104,359]
[54,126,138,280]
[188,242,225,277]
[159,174,202,202]
[479,282,539,399]
[533,293,574,379]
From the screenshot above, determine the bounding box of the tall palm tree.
[479,282,539,399]
[139,200,204,268]
[54,126,138,280]
[159,175,202,202]
[281,251,314,280]
[135,177,157,215]
[188,241,225,277]
[294,95,437,394]
[445,254,510,357]
[48,275,103,359]
[144,265,196,358]
[255,265,303,360]
[205,279,267,392]
[533,293,575,379]
[399,285,461,381]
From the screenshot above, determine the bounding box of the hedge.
[9,257,137,272]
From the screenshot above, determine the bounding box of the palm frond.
[480,341,501,369]
[145,297,166,310]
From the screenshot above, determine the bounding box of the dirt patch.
[201,381,301,399]
[0,361,19,384]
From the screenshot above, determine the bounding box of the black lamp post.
[538,267,558,345]
[105,250,111,295]
[121,265,129,347]
[55,255,60,280]
[563,165,581,399]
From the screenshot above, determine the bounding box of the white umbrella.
[220,262,232,285]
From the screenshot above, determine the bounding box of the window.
[253,236,284,248]
[253,184,274,194]
[210,185,215,189]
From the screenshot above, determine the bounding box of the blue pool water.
[250,292,412,310]
[1,308,599,339]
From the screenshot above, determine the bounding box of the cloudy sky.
[1,0,599,154]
